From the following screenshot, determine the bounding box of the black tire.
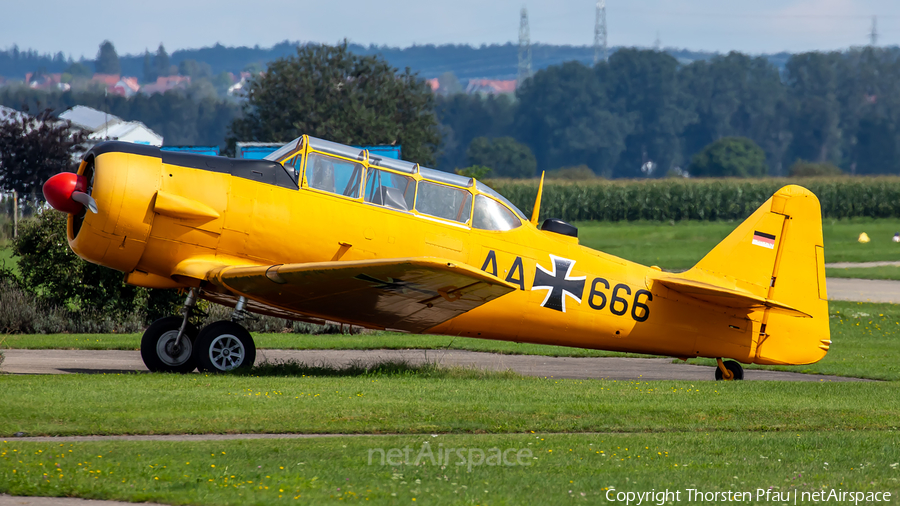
[193,320,256,373]
[715,360,744,381]
[140,316,198,373]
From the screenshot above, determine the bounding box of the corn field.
[490,177,900,222]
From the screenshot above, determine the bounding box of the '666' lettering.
[587,278,653,323]
[481,250,652,322]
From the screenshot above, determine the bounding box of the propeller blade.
[71,191,98,214]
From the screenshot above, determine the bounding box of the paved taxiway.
[0,348,867,381]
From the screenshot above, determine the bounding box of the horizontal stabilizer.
[207,257,516,332]
[656,277,810,318]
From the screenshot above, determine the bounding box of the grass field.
[577,217,900,270]
[2,432,898,504]
[1,369,899,437]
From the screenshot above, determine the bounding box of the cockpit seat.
[372,186,409,211]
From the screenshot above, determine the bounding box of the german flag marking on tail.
[752,231,776,249]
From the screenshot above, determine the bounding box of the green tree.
[516,61,629,177]
[64,62,92,79]
[466,136,537,178]
[0,108,87,199]
[688,137,767,178]
[607,49,694,178]
[435,93,514,170]
[436,71,463,95]
[95,40,120,74]
[679,52,790,175]
[154,44,170,78]
[178,59,212,80]
[784,52,844,166]
[142,50,156,83]
[229,42,440,165]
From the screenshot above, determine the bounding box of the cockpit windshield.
[263,137,301,162]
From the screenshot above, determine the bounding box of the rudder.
[689,185,830,365]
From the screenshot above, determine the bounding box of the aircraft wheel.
[714,360,744,381]
[140,316,198,373]
[194,321,256,373]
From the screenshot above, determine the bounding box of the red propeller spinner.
[43,172,98,214]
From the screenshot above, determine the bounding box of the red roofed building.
[465,79,517,96]
[426,78,440,92]
[113,77,141,97]
[140,75,191,95]
[92,74,121,87]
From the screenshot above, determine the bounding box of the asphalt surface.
[0,348,866,382]
[826,277,900,303]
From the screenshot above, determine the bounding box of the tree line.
[5,45,900,177]
[437,47,900,177]
[440,46,900,178]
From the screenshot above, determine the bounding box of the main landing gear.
[139,291,256,374]
[715,358,744,381]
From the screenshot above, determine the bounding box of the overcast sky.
[4,0,900,59]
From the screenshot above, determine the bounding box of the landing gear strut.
[140,288,199,373]
[715,358,744,381]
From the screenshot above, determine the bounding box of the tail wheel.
[140,316,198,373]
[715,360,744,381]
[193,321,256,373]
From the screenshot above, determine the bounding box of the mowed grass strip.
[2,432,898,505]
[1,370,899,437]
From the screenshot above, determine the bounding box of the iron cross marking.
[354,273,438,297]
[532,255,586,312]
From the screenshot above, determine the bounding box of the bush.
[689,137,768,178]
[788,160,844,177]
[9,211,180,329]
[545,165,598,180]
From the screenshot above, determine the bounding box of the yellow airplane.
[42,136,830,379]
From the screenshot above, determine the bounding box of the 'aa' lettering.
[481,250,498,277]
[505,257,525,291]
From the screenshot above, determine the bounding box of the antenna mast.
[594,0,607,64]
[518,7,533,86]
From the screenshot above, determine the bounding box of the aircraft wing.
[655,277,811,318]
[207,257,516,332]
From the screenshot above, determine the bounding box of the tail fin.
[688,185,830,365]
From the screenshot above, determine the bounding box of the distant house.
[113,77,141,97]
[59,105,163,146]
[227,71,259,96]
[24,72,69,91]
[426,78,440,92]
[465,79,517,96]
[140,75,191,95]
[92,73,121,87]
